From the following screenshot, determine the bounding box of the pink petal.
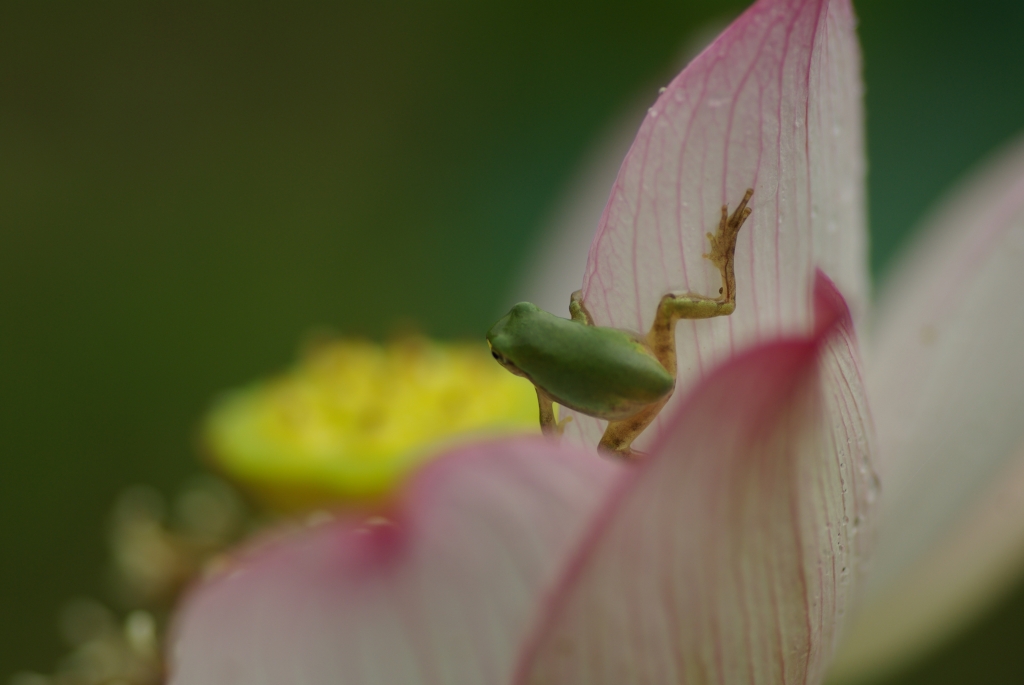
[829,135,1024,681]
[519,272,877,685]
[565,0,867,450]
[168,437,623,685]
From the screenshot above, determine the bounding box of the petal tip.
[813,268,853,337]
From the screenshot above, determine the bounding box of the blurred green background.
[1,0,1023,682]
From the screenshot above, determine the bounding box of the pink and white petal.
[564,0,867,450]
[168,437,623,685]
[828,135,1024,682]
[520,274,877,685]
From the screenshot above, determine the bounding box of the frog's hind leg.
[648,187,752,366]
[598,398,668,461]
[598,188,752,460]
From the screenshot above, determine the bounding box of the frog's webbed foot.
[598,441,649,463]
[703,187,753,303]
[554,415,573,435]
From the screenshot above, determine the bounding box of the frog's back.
[487,303,674,421]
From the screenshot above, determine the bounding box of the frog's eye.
[492,350,518,372]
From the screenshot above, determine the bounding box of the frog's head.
[486,302,543,379]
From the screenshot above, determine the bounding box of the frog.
[486,188,753,459]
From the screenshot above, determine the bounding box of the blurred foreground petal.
[829,136,1024,682]
[520,274,877,684]
[169,437,622,685]
[568,0,866,448]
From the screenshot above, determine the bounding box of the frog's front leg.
[598,188,753,459]
[536,388,572,437]
[569,290,594,325]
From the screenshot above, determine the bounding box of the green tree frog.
[487,189,753,458]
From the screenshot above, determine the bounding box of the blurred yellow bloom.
[204,336,539,511]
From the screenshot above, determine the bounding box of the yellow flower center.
[203,337,539,512]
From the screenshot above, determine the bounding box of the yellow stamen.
[203,336,539,512]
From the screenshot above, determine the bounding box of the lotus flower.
[167,0,1024,682]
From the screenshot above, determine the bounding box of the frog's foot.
[598,443,649,462]
[543,414,573,437]
[703,187,753,303]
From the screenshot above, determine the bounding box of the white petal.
[829,134,1024,682]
